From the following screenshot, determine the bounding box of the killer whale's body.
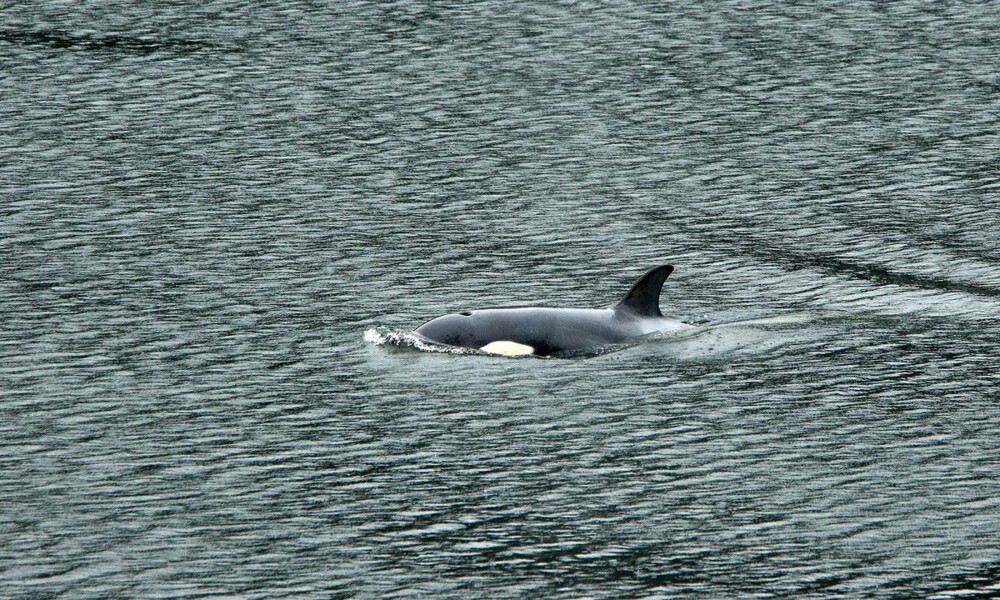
[414,265,693,357]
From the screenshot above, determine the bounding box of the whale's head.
[414,311,480,348]
[415,311,537,355]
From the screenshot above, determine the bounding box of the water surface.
[2,1,999,598]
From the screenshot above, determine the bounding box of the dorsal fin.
[615,265,674,317]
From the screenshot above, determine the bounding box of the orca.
[413,265,694,357]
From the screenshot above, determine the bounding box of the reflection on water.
[2,1,1000,598]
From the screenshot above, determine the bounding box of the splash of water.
[363,326,474,355]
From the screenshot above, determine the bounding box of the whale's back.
[415,308,630,356]
[413,265,685,356]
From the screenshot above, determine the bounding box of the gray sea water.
[3,1,1000,598]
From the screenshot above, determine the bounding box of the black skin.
[414,307,673,357]
[413,265,685,357]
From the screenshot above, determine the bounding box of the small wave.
[710,309,852,329]
[363,326,474,355]
[639,310,845,360]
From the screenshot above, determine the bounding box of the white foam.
[363,327,473,355]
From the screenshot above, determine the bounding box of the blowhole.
[459,311,472,316]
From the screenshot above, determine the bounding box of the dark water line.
[0,27,218,56]
[748,246,1000,299]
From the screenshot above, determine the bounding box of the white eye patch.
[480,341,535,356]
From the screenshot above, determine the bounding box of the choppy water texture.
[3,1,1000,598]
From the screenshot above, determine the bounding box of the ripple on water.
[3,1,1000,598]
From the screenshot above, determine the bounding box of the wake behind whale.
[364,266,848,359]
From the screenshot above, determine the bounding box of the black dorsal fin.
[614,265,674,317]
